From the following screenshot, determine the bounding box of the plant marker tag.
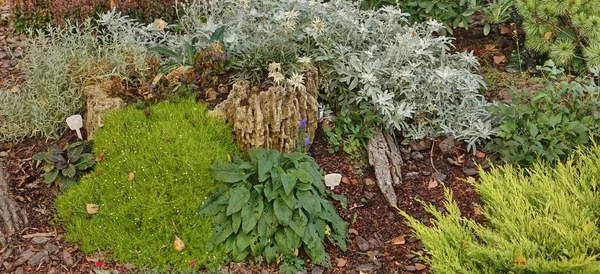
[66,115,83,139]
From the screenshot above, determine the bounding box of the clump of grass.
[398,145,600,273]
[55,98,238,270]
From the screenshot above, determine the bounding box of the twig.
[430,139,439,173]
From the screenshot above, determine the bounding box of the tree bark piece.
[0,159,28,246]
[367,130,403,207]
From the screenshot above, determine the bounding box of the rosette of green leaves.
[33,141,95,190]
[199,148,348,267]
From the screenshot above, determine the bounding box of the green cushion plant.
[55,98,238,270]
[199,148,348,267]
[398,145,600,273]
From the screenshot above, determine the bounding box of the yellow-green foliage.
[55,98,238,270]
[399,146,600,273]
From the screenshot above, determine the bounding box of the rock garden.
[0,0,600,273]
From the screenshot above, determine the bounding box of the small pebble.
[463,168,479,176]
[404,265,417,272]
[405,171,419,179]
[411,152,424,160]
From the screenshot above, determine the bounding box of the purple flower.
[304,136,310,147]
[147,81,155,90]
[299,118,307,130]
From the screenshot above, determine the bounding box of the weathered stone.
[439,136,456,154]
[61,250,74,266]
[409,140,431,151]
[405,172,419,179]
[311,267,324,274]
[209,66,319,152]
[0,151,6,157]
[463,168,479,176]
[411,151,424,160]
[205,88,218,101]
[13,249,34,266]
[432,172,447,182]
[355,236,370,251]
[404,265,417,272]
[83,84,126,140]
[27,251,49,267]
[14,267,24,274]
[43,243,59,254]
[357,263,374,272]
[31,236,50,245]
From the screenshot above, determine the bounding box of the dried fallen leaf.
[415,263,427,270]
[86,203,98,214]
[500,26,511,35]
[39,98,47,107]
[493,55,507,64]
[95,153,106,162]
[341,177,350,185]
[364,178,376,186]
[348,228,359,236]
[456,154,465,165]
[543,31,553,40]
[514,253,527,266]
[473,205,484,216]
[427,179,438,189]
[227,154,231,162]
[128,172,135,182]
[350,178,358,185]
[475,151,486,158]
[15,196,25,202]
[174,235,185,252]
[391,234,405,245]
[336,258,347,267]
[152,73,163,85]
[458,21,464,28]
[484,44,496,51]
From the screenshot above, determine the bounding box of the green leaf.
[294,169,312,183]
[211,162,247,183]
[149,46,183,61]
[289,209,308,237]
[280,167,296,196]
[264,243,278,264]
[227,187,251,215]
[274,228,289,254]
[296,190,322,217]
[242,195,264,234]
[329,193,348,208]
[213,222,234,245]
[33,152,46,161]
[235,231,253,253]
[210,26,226,42]
[273,198,293,226]
[483,23,491,35]
[62,164,76,178]
[231,211,242,234]
[278,188,295,209]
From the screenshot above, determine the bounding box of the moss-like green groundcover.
[55,98,238,269]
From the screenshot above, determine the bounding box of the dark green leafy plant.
[199,148,348,267]
[397,0,483,34]
[323,112,378,161]
[33,141,95,190]
[482,0,515,35]
[486,61,600,165]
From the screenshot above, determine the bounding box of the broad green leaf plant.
[199,148,348,267]
[33,140,95,190]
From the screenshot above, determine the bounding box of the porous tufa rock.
[83,84,126,140]
[209,66,319,152]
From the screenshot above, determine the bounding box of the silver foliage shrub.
[0,16,152,142]
[177,0,496,150]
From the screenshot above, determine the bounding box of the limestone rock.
[209,67,319,152]
[83,84,126,140]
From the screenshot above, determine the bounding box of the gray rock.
[432,171,447,182]
[31,236,51,245]
[355,236,370,251]
[27,251,49,267]
[13,249,34,266]
[409,140,431,151]
[364,191,375,200]
[311,267,324,274]
[14,267,24,274]
[405,254,417,259]
[357,263,374,272]
[44,243,59,254]
[368,237,381,249]
[422,171,431,176]
[0,151,7,157]
[439,137,455,153]
[463,168,479,176]
[3,261,13,270]
[404,265,417,272]
[61,250,74,266]
[405,172,419,179]
[411,152,424,160]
